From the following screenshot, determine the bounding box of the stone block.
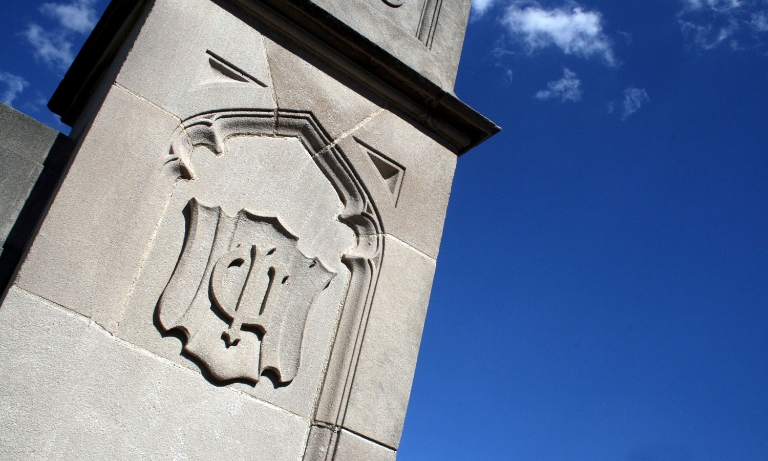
[334,430,397,461]
[341,235,436,449]
[303,426,396,461]
[0,286,309,461]
[0,104,75,294]
[263,34,381,140]
[307,0,471,90]
[0,102,59,164]
[116,129,355,418]
[115,0,275,120]
[15,84,181,331]
[0,147,43,247]
[336,109,457,259]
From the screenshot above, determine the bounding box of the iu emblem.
[157,198,335,384]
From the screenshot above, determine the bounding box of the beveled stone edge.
[47,0,500,155]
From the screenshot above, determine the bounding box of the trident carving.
[157,198,335,384]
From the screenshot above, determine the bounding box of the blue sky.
[2,1,767,460]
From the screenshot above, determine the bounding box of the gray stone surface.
[336,109,457,259]
[0,103,61,248]
[0,102,59,165]
[263,34,381,140]
[308,0,472,91]
[1,0,486,459]
[334,430,397,461]
[15,84,181,331]
[115,0,275,120]
[341,235,436,449]
[117,133,355,418]
[0,286,309,461]
[0,103,74,294]
[303,426,397,461]
[0,147,43,246]
[51,0,498,154]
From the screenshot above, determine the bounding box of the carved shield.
[157,198,335,384]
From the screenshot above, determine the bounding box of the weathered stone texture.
[115,0,275,119]
[336,109,457,259]
[0,0,493,458]
[15,85,180,331]
[0,103,59,166]
[0,286,309,461]
[0,103,73,293]
[263,35,381,140]
[338,236,437,449]
[334,430,397,461]
[0,147,43,247]
[307,0,472,90]
[0,103,59,249]
[116,133,356,418]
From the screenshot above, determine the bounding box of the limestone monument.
[0,0,498,459]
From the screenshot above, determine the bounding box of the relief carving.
[356,137,405,206]
[159,110,385,406]
[202,50,267,87]
[157,198,335,384]
[382,0,405,7]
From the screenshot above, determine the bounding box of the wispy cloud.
[678,0,768,49]
[683,0,744,13]
[622,87,649,120]
[752,10,768,31]
[40,0,98,33]
[22,24,74,71]
[0,71,30,106]
[501,1,617,66]
[22,0,99,72]
[535,68,582,102]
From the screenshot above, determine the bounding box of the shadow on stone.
[0,133,75,299]
[152,296,291,390]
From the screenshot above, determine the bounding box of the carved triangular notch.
[356,138,405,206]
[201,50,267,87]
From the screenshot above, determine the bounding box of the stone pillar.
[0,0,497,459]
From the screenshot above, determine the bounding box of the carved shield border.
[165,109,384,460]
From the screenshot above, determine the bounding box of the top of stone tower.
[298,0,472,91]
[49,0,498,154]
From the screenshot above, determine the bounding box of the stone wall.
[0,103,73,294]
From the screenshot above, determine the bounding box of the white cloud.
[678,0,768,49]
[0,71,30,106]
[22,24,75,71]
[40,0,98,34]
[472,0,498,17]
[502,1,617,66]
[622,87,649,120]
[535,68,582,102]
[22,0,99,73]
